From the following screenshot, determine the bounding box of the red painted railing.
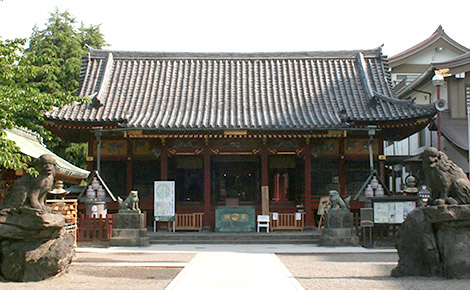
[77,214,115,241]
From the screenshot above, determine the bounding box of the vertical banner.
[154,181,175,222]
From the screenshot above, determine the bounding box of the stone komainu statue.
[422,147,470,205]
[1,154,56,211]
[118,190,141,213]
[328,190,350,210]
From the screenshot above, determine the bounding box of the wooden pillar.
[87,133,94,171]
[378,136,385,183]
[261,145,268,187]
[160,138,168,181]
[203,147,211,228]
[126,138,132,193]
[339,138,346,197]
[304,141,315,227]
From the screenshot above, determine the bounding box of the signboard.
[317,196,331,215]
[154,181,175,222]
[373,201,416,224]
[215,206,255,232]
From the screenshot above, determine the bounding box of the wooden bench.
[270,212,305,231]
[168,213,204,232]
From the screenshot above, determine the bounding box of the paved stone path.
[165,252,304,289]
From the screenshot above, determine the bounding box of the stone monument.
[319,190,359,246]
[0,154,75,281]
[110,191,149,246]
[392,147,470,278]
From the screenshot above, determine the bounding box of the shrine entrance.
[268,155,304,202]
[212,155,261,204]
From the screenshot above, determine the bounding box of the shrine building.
[45,47,436,229]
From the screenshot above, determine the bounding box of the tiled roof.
[389,25,470,64]
[434,52,470,69]
[47,48,436,131]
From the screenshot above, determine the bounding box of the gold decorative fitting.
[434,68,451,77]
[223,130,247,136]
[252,148,261,155]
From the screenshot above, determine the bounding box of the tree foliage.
[24,9,107,95]
[0,9,106,172]
[0,38,83,173]
[25,9,106,170]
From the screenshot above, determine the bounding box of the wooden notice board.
[261,186,269,215]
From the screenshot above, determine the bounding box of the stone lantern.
[78,171,116,218]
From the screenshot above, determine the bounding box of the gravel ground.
[0,252,195,290]
[1,251,469,289]
[278,253,470,290]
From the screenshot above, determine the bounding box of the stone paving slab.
[77,244,396,254]
[165,252,304,290]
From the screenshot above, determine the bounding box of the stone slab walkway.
[165,252,304,290]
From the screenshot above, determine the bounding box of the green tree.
[0,38,83,173]
[22,9,107,169]
[0,9,105,172]
[24,9,107,95]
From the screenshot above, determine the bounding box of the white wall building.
[385,26,470,190]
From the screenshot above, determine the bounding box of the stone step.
[150,238,317,245]
[147,231,320,244]
[110,237,150,247]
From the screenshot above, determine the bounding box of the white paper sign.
[154,181,175,221]
[374,201,416,224]
[374,203,389,223]
[272,212,279,220]
[295,212,302,221]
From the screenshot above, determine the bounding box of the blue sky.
[1,0,469,57]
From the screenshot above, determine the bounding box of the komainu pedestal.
[110,212,149,247]
[319,210,359,246]
[392,205,470,278]
[0,154,75,281]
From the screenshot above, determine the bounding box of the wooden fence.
[168,213,204,232]
[77,214,115,241]
[270,212,305,231]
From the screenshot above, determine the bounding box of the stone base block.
[111,213,148,247]
[114,212,146,229]
[319,228,359,247]
[322,228,357,237]
[112,228,148,238]
[110,236,149,247]
[324,210,355,228]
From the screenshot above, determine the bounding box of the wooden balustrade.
[77,214,115,241]
[168,213,204,232]
[270,212,305,231]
